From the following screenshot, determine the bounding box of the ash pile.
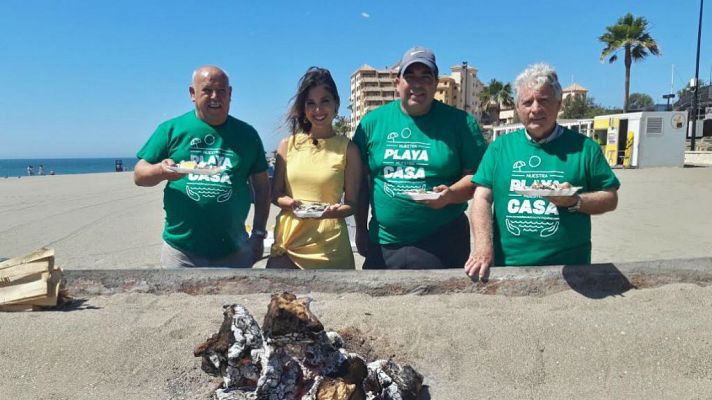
[194,292,423,400]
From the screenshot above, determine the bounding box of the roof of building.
[449,64,478,73]
[563,83,588,92]
[355,64,376,71]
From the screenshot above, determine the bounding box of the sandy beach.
[2,284,712,399]
[2,167,711,268]
[2,167,712,399]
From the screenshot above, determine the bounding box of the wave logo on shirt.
[504,192,560,238]
[186,185,232,203]
[383,182,397,198]
[506,156,563,238]
[505,218,559,237]
[184,151,234,203]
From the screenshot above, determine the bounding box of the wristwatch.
[567,194,582,213]
[251,228,268,239]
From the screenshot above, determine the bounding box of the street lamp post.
[462,61,468,113]
[690,0,704,151]
[663,93,675,111]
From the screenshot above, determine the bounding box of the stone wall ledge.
[64,257,712,298]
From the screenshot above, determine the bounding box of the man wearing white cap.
[353,47,487,269]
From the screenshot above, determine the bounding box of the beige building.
[449,63,484,117]
[349,64,398,133]
[558,82,589,117]
[562,82,588,102]
[435,76,458,106]
[498,108,516,125]
[349,62,484,134]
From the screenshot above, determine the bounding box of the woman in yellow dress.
[267,67,362,269]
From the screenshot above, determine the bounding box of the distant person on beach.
[267,67,362,269]
[38,164,45,176]
[465,63,620,279]
[27,165,34,176]
[353,46,487,269]
[134,65,270,268]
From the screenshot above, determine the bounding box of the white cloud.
[361,12,370,18]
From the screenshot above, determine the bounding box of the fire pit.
[194,292,424,400]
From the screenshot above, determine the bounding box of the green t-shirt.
[136,111,268,257]
[472,128,620,266]
[353,100,487,244]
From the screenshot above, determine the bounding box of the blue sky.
[0,0,709,158]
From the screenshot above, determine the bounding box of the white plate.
[293,209,326,218]
[514,187,582,197]
[404,191,442,201]
[168,165,226,175]
[293,202,329,218]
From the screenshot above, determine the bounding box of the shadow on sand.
[418,385,432,399]
[562,263,636,299]
[36,297,100,312]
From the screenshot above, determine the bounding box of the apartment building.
[349,62,485,134]
[435,76,458,106]
[349,64,398,133]
[449,63,484,117]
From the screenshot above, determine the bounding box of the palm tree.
[333,115,351,136]
[479,79,514,125]
[599,13,661,112]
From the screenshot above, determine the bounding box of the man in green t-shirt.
[466,63,620,280]
[353,47,487,269]
[134,66,270,268]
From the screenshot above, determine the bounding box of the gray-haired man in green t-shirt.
[466,63,620,280]
[134,66,270,268]
[353,47,487,269]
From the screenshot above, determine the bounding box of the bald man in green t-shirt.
[134,66,270,268]
[466,63,620,280]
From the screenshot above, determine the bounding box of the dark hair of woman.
[286,67,340,141]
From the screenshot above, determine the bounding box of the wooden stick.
[0,272,50,305]
[0,249,62,310]
[0,248,54,269]
[26,268,63,306]
[0,261,51,284]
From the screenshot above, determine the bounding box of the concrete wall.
[685,151,712,166]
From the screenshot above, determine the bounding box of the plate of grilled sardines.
[293,202,330,218]
[403,189,442,201]
[514,181,582,197]
[168,160,226,175]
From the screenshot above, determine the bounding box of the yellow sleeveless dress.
[270,133,355,269]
